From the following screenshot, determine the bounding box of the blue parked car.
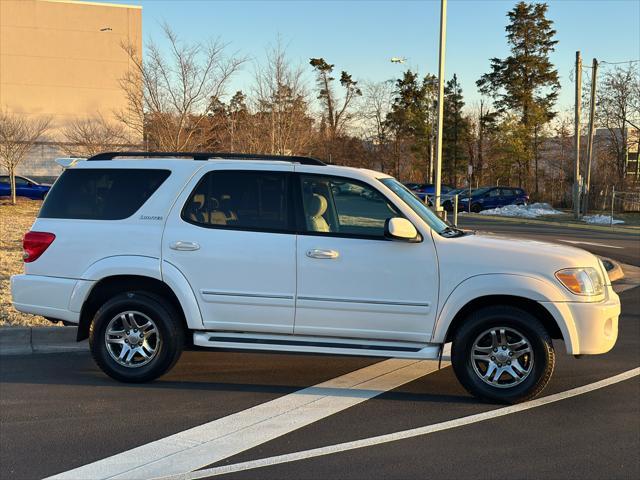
[456,186,529,213]
[0,175,51,200]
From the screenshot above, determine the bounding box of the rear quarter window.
[39,169,170,220]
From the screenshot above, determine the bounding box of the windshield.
[380,178,449,234]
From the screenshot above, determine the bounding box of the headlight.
[555,267,604,296]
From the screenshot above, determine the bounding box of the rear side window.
[182,170,293,232]
[39,169,170,220]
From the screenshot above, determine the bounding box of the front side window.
[299,175,399,238]
[182,170,292,232]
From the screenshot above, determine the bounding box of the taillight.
[23,231,55,263]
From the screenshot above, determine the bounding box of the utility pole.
[573,51,582,219]
[433,0,447,214]
[583,58,598,215]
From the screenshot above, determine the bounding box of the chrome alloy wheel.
[105,311,160,368]
[471,327,533,388]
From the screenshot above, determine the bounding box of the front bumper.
[541,288,620,355]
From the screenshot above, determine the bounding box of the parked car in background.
[0,175,51,200]
[458,186,529,213]
[404,182,454,202]
[441,188,470,210]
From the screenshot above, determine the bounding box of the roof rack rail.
[87,151,326,166]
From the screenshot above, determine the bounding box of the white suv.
[11,152,620,403]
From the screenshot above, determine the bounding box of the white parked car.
[11,152,620,403]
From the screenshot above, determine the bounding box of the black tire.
[89,291,184,383]
[451,305,555,404]
[471,203,482,213]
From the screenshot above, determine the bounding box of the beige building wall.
[0,0,141,139]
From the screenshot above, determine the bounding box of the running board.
[193,332,441,359]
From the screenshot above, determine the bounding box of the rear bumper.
[11,274,83,324]
[541,288,620,355]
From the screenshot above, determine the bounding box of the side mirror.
[384,217,420,242]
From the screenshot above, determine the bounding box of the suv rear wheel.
[451,305,555,404]
[89,292,184,382]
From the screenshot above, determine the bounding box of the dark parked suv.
[449,186,529,213]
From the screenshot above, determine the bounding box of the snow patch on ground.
[582,214,625,225]
[478,203,563,218]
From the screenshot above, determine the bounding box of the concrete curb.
[613,263,640,294]
[461,213,640,234]
[600,257,625,283]
[0,327,87,356]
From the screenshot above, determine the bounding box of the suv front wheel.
[451,305,555,404]
[89,292,184,382]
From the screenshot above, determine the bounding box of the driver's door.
[294,172,438,343]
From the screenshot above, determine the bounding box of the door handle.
[306,249,339,259]
[170,241,200,251]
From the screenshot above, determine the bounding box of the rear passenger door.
[484,188,502,208]
[163,164,297,334]
[500,188,516,206]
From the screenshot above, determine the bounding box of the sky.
[109,0,640,114]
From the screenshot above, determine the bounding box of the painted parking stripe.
[559,240,624,249]
[47,358,448,480]
[166,367,640,480]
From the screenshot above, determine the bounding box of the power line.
[600,59,640,65]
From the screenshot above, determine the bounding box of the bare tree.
[252,40,313,155]
[59,115,131,157]
[358,80,394,172]
[0,110,51,205]
[118,24,244,151]
[596,65,640,182]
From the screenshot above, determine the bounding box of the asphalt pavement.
[1,219,638,480]
[457,215,640,266]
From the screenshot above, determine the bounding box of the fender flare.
[161,260,204,329]
[71,255,203,330]
[432,273,578,353]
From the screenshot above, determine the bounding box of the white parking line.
[47,358,448,480]
[165,367,640,480]
[559,240,624,249]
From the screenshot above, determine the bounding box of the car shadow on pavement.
[0,352,476,405]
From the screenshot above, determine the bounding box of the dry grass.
[0,197,53,327]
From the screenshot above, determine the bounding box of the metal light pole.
[433,0,447,214]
